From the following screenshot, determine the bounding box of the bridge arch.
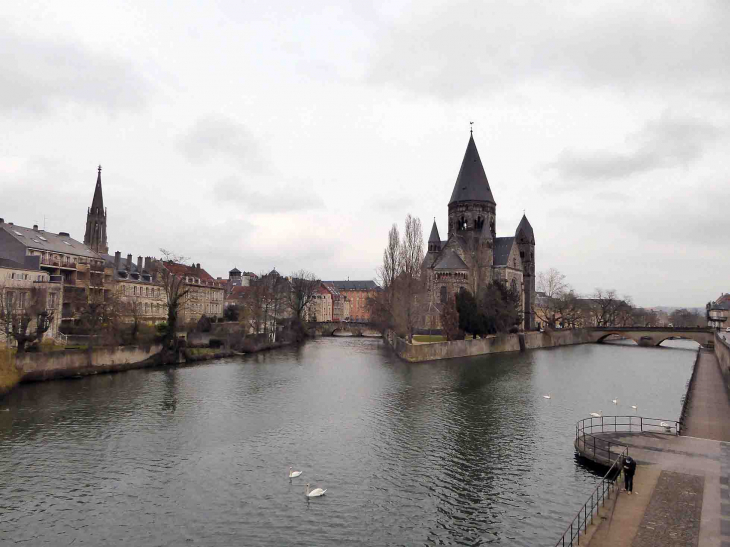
[655,335,703,347]
[595,332,640,345]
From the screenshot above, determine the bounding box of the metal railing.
[557,415,680,546]
[554,447,626,547]
[577,415,680,444]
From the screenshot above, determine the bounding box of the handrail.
[557,415,681,546]
[554,447,626,547]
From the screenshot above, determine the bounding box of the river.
[0,337,697,546]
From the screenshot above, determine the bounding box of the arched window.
[440,285,447,304]
[476,216,484,229]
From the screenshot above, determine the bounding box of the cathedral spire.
[84,165,109,254]
[91,165,104,213]
[448,134,495,206]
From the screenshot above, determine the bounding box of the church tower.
[515,214,535,330]
[447,133,497,242]
[84,165,108,254]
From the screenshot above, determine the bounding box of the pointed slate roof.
[428,220,440,243]
[433,250,468,270]
[515,214,535,244]
[91,165,104,212]
[449,134,495,205]
[493,237,515,266]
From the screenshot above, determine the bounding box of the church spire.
[428,219,440,243]
[448,134,495,206]
[84,165,108,254]
[91,165,104,213]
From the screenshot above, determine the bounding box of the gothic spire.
[448,134,495,205]
[91,165,104,213]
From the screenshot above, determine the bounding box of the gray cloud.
[0,30,150,114]
[366,2,730,99]
[213,176,323,213]
[548,113,721,183]
[178,116,265,171]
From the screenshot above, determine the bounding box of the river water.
[0,338,697,546]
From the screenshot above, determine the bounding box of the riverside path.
[583,348,730,547]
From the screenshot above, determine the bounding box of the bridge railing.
[554,446,626,547]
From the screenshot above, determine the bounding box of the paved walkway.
[684,350,730,441]
[583,349,730,547]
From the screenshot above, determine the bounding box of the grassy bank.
[0,350,20,395]
[412,335,447,343]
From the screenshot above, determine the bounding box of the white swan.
[590,411,603,418]
[631,405,638,411]
[288,467,302,479]
[305,483,327,498]
[660,421,671,432]
[612,398,618,405]
[543,395,551,399]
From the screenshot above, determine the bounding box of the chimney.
[33,224,38,231]
[126,254,132,270]
[197,263,201,270]
[114,251,121,270]
[144,256,151,271]
[137,256,143,272]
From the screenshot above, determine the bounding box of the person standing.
[623,455,636,494]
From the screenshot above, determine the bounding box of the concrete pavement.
[580,349,730,546]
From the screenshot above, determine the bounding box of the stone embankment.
[15,344,164,382]
[385,328,595,362]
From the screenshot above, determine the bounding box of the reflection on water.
[0,338,696,545]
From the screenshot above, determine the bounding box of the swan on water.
[543,395,551,399]
[590,411,603,418]
[289,467,303,479]
[631,405,638,411]
[612,398,618,405]
[305,483,327,498]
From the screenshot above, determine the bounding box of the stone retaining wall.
[16,344,163,381]
[387,328,594,362]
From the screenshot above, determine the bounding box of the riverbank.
[385,328,595,362]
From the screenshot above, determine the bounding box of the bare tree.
[399,214,424,342]
[157,249,191,350]
[289,270,320,321]
[534,268,570,328]
[371,224,402,331]
[593,288,623,327]
[0,286,55,352]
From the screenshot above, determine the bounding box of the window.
[134,286,137,295]
[440,285,447,304]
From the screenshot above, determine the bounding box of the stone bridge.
[310,321,381,337]
[589,327,714,347]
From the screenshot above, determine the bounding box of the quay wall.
[715,332,730,388]
[387,328,594,362]
[15,344,163,382]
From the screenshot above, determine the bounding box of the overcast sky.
[1,1,728,307]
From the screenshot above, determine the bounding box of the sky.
[1,0,728,308]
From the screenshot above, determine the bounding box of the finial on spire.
[98,165,102,174]
[469,121,474,135]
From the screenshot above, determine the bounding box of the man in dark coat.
[623,455,636,494]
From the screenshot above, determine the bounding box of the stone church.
[422,133,536,330]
